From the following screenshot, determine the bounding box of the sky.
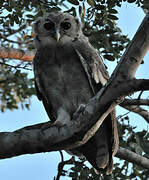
[0,3,149,180]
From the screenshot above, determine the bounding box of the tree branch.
[55,156,75,180]
[0,78,148,160]
[0,47,35,61]
[121,104,149,123]
[116,147,149,169]
[120,97,149,123]
[0,33,25,44]
[6,24,27,37]
[121,98,149,106]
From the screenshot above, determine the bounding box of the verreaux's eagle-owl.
[33,11,119,175]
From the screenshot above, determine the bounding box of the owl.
[33,11,119,175]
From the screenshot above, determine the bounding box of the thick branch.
[110,12,149,80]
[0,47,35,61]
[0,78,148,159]
[116,147,149,169]
[122,98,149,106]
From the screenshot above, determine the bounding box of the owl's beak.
[55,28,61,42]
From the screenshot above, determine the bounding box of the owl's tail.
[75,114,116,175]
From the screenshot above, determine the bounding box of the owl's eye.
[44,22,55,31]
[60,22,71,30]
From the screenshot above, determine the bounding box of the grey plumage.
[33,12,119,175]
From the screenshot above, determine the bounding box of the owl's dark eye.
[60,22,71,30]
[44,22,55,31]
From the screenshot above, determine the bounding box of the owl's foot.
[73,104,86,120]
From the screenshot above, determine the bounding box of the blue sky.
[0,3,149,180]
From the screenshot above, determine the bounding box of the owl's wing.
[73,34,109,86]
[73,34,118,150]
[33,52,56,122]
[73,35,119,174]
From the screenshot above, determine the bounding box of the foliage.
[0,0,149,179]
[0,60,35,111]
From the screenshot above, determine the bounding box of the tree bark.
[121,104,149,123]
[121,98,149,106]
[0,47,35,61]
[0,80,148,158]
[116,147,149,169]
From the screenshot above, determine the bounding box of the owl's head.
[34,12,83,49]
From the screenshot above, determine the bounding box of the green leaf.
[69,172,78,177]
[107,1,116,8]
[141,59,144,64]
[13,15,20,24]
[79,6,83,17]
[25,104,30,109]
[127,0,136,3]
[104,54,115,61]
[26,14,34,18]
[108,14,118,20]
[95,4,105,10]
[96,13,102,19]
[5,5,12,12]
[67,0,79,5]
[109,9,118,14]
[87,0,95,7]
[118,45,125,51]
